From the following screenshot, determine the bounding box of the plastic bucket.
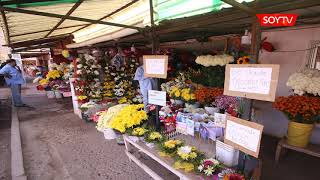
[287,121,314,148]
[46,91,55,99]
[216,140,239,167]
[54,91,63,99]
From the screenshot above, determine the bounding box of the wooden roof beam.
[0,6,142,30]
[45,0,84,38]
[221,0,256,15]
[0,9,10,45]
[0,0,52,6]
[72,0,140,34]
[11,24,88,37]
[9,34,72,48]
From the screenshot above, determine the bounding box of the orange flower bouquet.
[273,96,320,124]
[195,87,223,106]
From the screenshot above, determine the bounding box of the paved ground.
[10,83,320,180]
[0,97,11,180]
[18,86,152,180]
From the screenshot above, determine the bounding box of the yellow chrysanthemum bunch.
[170,87,196,103]
[96,104,128,131]
[78,95,87,100]
[164,140,182,149]
[177,146,198,161]
[39,79,48,85]
[46,70,62,80]
[180,88,196,102]
[109,104,147,133]
[173,161,194,172]
[132,127,147,136]
[145,131,163,143]
[118,97,127,104]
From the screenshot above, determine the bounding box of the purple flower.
[215,95,237,110]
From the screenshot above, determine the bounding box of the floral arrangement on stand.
[191,54,234,88]
[286,68,320,96]
[174,146,205,172]
[215,95,238,113]
[144,131,164,143]
[108,104,148,133]
[273,96,320,124]
[158,139,183,157]
[103,55,139,104]
[197,158,222,177]
[76,55,103,102]
[131,127,148,137]
[195,87,224,106]
[96,104,128,131]
[195,54,233,67]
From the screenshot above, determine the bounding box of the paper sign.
[186,119,195,136]
[148,90,166,106]
[224,64,280,102]
[176,122,187,135]
[214,113,226,128]
[316,62,320,70]
[143,55,168,79]
[224,116,264,158]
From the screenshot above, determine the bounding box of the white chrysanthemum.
[195,54,233,67]
[76,70,82,74]
[77,64,83,68]
[286,68,320,96]
[94,70,99,75]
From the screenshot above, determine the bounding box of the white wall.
[256,25,320,144]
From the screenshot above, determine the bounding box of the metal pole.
[149,0,160,131]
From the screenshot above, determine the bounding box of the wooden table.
[275,138,320,163]
[123,135,201,180]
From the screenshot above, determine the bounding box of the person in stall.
[109,47,124,70]
[134,57,157,111]
[0,59,27,107]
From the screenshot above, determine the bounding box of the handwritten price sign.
[224,64,280,102]
[224,116,264,158]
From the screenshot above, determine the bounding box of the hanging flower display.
[195,54,233,67]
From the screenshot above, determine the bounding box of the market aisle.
[18,85,152,180]
[0,93,11,180]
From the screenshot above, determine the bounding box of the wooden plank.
[45,0,84,37]
[123,135,198,180]
[1,9,10,45]
[125,151,164,180]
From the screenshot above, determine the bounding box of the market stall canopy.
[0,0,141,48]
[1,0,320,50]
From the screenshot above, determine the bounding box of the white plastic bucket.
[216,140,239,167]
[54,91,63,99]
[46,91,55,99]
[103,128,117,140]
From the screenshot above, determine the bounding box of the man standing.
[0,59,26,107]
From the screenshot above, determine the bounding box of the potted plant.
[169,87,184,105]
[273,95,320,147]
[180,87,199,108]
[195,87,223,115]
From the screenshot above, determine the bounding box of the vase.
[46,90,55,99]
[174,99,184,105]
[205,106,219,115]
[185,102,200,109]
[287,121,314,148]
[54,91,62,99]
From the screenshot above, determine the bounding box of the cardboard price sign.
[224,116,264,158]
[148,90,166,106]
[143,55,168,79]
[224,64,280,102]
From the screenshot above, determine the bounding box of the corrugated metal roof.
[0,0,133,45]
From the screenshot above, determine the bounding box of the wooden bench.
[275,138,320,163]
